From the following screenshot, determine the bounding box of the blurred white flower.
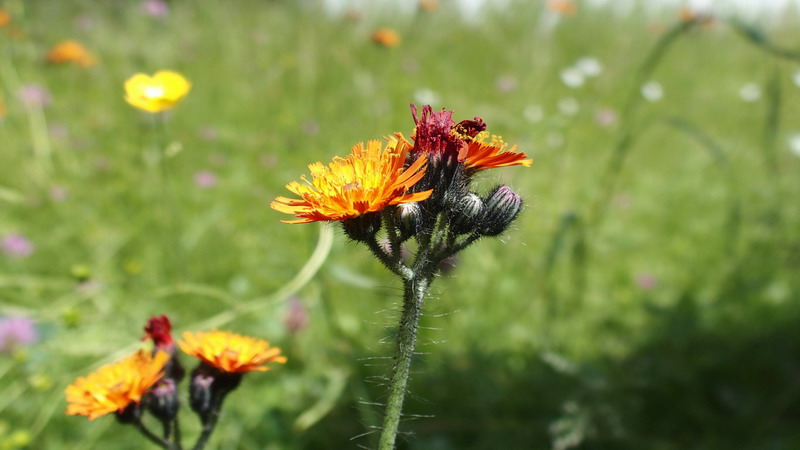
[413,88,440,106]
[560,67,585,88]
[575,57,603,77]
[523,104,544,123]
[557,97,580,116]
[641,81,663,102]
[546,132,565,148]
[788,133,800,157]
[738,83,761,102]
[793,71,800,88]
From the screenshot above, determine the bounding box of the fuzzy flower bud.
[395,202,422,240]
[448,193,484,235]
[144,378,179,422]
[342,213,382,242]
[478,186,522,236]
[188,370,216,419]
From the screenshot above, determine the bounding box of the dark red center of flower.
[143,315,174,347]
[410,104,487,160]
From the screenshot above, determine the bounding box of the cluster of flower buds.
[345,105,528,249]
[65,315,286,450]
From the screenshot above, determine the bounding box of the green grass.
[1,0,800,448]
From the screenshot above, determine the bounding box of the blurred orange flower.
[678,8,715,27]
[0,96,6,120]
[419,0,438,12]
[0,8,10,27]
[46,40,95,67]
[179,330,287,373]
[65,350,169,421]
[371,28,401,48]
[547,0,577,16]
[124,71,191,113]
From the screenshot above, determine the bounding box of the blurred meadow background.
[2,0,800,448]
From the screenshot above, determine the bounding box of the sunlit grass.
[1,0,799,448]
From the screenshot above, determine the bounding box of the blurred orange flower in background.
[46,40,95,67]
[678,7,715,27]
[419,0,438,12]
[371,28,401,48]
[124,70,191,113]
[0,8,10,27]
[547,0,577,16]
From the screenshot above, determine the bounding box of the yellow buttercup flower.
[178,330,287,373]
[65,350,169,420]
[271,137,432,224]
[124,71,191,113]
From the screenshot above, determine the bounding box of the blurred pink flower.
[302,120,320,136]
[50,186,69,202]
[495,75,518,93]
[141,0,169,18]
[595,108,618,127]
[2,234,34,258]
[18,84,51,108]
[0,317,38,352]
[198,126,218,141]
[284,297,309,334]
[193,170,217,188]
[260,154,278,168]
[635,273,658,290]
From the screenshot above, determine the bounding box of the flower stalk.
[271,104,531,448]
[378,275,430,450]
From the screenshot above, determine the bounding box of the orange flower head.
[678,7,715,27]
[46,40,95,67]
[458,131,532,172]
[371,28,401,48]
[419,0,438,12]
[547,0,577,16]
[65,350,169,420]
[178,330,287,373]
[0,8,10,27]
[270,137,432,224]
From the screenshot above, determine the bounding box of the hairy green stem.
[378,276,430,450]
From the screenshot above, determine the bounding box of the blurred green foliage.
[1,0,800,448]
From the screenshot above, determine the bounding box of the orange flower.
[0,8,10,27]
[547,0,577,16]
[46,40,95,67]
[678,8,715,27]
[458,132,532,172]
[65,350,169,420]
[271,137,432,224]
[419,0,438,12]
[371,28,400,48]
[178,330,287,373]
[0,96,6,120]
